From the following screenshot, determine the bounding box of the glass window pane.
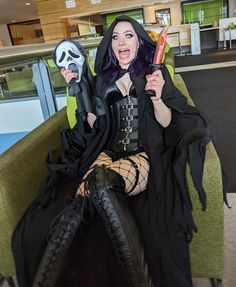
[0,63,38,100]
[45,57,67,110]
[155,9,171,27]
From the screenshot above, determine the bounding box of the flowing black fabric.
[12,15,227,287]
[11,114,109,287]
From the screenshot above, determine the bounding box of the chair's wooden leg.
[210,278,223,287]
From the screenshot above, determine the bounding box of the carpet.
[175,49,236,67]
[178,64,236,193]
[0,132,28,154]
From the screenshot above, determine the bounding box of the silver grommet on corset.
[120,95,134,151]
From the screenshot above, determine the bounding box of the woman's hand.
[61,68,79,84]
[145,69,165,102]
[87,112,97,128]
[61,68,97,128]
[145,69,171,127]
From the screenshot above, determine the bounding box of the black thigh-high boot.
[32,195,86,287]
[86,165,153,287]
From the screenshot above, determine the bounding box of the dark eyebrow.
[125,30,134,33]
[112,29,134,35]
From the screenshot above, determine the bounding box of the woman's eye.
[112,35,118,40]
[126,33,134,39]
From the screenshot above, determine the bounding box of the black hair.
[101,34,155,83]
[94,16,156,83]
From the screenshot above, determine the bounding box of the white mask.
[55,40,85,83]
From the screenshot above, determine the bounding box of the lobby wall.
[0,25,12,47]
[35,0,182,42]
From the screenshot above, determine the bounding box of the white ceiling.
[0,0,39,25]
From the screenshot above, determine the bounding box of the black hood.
[94,15,156,74]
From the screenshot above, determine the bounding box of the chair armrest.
[164,48,175,80]
[0,108,69,276]
[173,73,224,278]
[173,73,194,106]
[164,47,175,68]
[189,142,224,278]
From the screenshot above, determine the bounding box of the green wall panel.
[103,9,144,29]
[183,0,227,25]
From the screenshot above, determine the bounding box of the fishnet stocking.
[110,152,149,196]
[77,152,149,196]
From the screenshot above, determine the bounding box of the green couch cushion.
[174,73,224,278]
[188,143,224,278]
[0,108,69,276]
[66,88,77,128]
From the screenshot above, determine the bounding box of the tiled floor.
[0,132,27,154]
[175,60,236,73]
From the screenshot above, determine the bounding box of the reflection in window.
[155,9,171,27]
[46,58,67,94]
[0,63,37,100]
[45,57,68,110]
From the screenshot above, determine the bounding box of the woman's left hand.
[145,69,165,102]
[145,70,171,127]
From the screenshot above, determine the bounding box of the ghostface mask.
[53,39,85,83]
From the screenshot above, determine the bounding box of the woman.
[12,16,222,287]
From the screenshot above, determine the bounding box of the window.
[155,9,171,27]
[103,9,144,29]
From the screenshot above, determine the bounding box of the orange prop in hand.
[153,26,169,65]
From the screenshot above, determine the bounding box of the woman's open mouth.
[119,48,130,59]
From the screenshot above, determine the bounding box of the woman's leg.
[77,152,113,195]
[77,152,149,196]
[83,153,152,287]
[109,152,149,196]
[33,152,151,286]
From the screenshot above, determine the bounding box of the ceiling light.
[25,2,31,6]
[91,0,101,4]
[65,0,76,9]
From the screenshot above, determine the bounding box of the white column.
[190,23,201,55]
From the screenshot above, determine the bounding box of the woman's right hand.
[145,69,165,101]
[61,68,79,83]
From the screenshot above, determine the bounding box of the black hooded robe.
[12,16,226,287]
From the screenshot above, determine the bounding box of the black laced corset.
[104,83,143,155]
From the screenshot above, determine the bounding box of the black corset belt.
[105,90,141,154]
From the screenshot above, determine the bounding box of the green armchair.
[0,74,224,284]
